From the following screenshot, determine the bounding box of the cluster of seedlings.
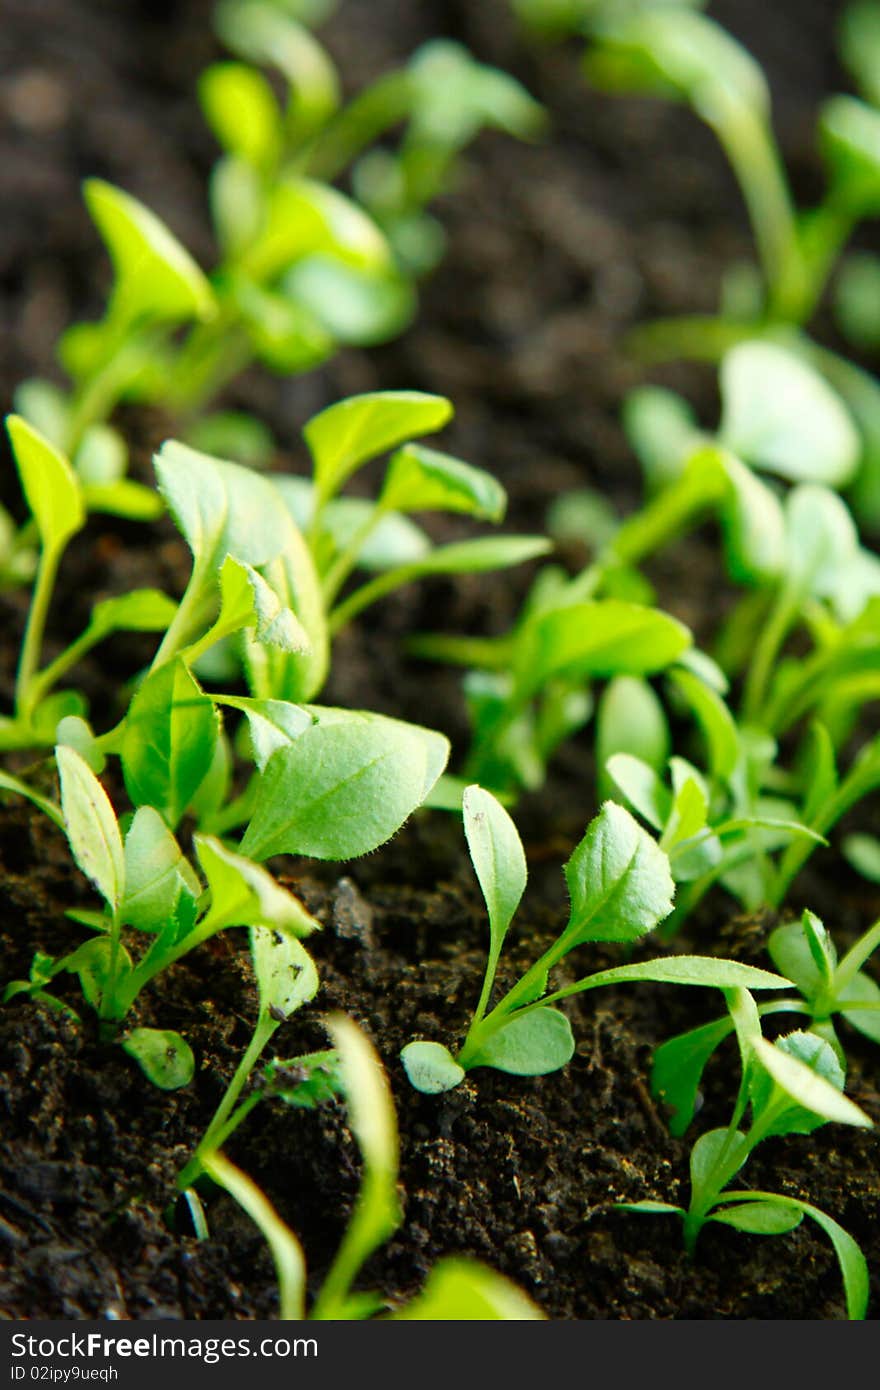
[2,0,880,1319]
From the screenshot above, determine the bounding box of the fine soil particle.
[2,0,879,1320]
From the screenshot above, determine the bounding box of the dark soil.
[1,0,879,1321]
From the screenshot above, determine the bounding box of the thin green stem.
[321,500,391,607]
[741,585,798,725]
[177,1016,277,1191]
[16,545,62,718]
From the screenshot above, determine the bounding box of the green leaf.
[56,716,105,775]
[563,802,675,944]
[243,514,329,704]
[466,1007,574,1076]
[526,601,691,693]
[121,659,219,829]
[784,485,859,600]
[195,835,319,937]
[7,415,84,554]
[651,1015,736,1137]
[843,832,880,884]
[211,555,311,653]
[544,957,792,1008]
[277,479,432,571]
[388,535,551,582]
[155,440,292,574]
[73,422,126,485]
[65,936,132,1011]
[596,677,670,798]
[90,589,178,640]
[767,914,834,1001]
[394,1258,543,1320]
[84,179,216,324]
[238,176,391,284]
[217,695,314,771]
[240,713,448,861]
[83,479,165,522]
[13,378,70,447]
[56,745,124,911]
[605,754,671,832]
[668,667,739,781]
[121,806,199,932]
[400,1041,466,1094]
[840,970,880,1044]
[751,1032,872,1133]
[286,258,415,347]
[304,391,453,504]
[709,1201,803,1235]
[622,385,702,488]
[185,411,275,470]
[250,925,319,1020]
[719,453,786,585]
[840,0,880,106]
[380,444,507,522]
[122,1028,195,1090]
[616,1199,686,1217]
[199,62,283,169]
[719,342,859,486]
[689,1128,750,1200]
[820,95,880,216]
[463,784,527,961]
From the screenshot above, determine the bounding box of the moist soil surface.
[1,0,879,1320]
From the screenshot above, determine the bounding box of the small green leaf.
[56,745,124,911]
[304,390,453,504]
[121,659,219,829]
[250,925,319,1020]
[768,913,835,1001]
[622,385,702,488]
[73,423,126,485]
[596,677,670,798]
[651,1016,736,1137]
[381,443,507,521]
[605,753,671,832]
[84,179,215,324]
[212,555,311,653]
[689,1128,749,1200]
[563,801,675,944]
[466,1007,574,1076]
[843,832,880,884]
[526,601,691,693]
[719,454,786,585]
[56,716,105,775]
[83,479,165,522]
[463,784,527,960]
[121,806,199,932]
[401,1041,466,1094]
[668,667,739,781]
[199,62,283,169]
[195,835,319,937]
[820,95,880,216]
[240,713,448,861]
[7,415,84,554]
[394,1258,543,1320]
[217,695,314,771]
[155,440,292,574]
[709,1201,803,1235]
[840,970,880,1044]
[751,1033,873,1132]
[122,1028,195,1090]
[785,485,859,600]
[719,342,860,486]
[545,957,791,1008]
[90,589,178,639]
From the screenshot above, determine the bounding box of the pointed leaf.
[7,415,84,553]
[563,802,675,944]
[462,784,526,956]
[56,745,124,910]
[121,659,219,828]
[381,444,506,521]
[304,391,453,504]
[250,925,319,1021]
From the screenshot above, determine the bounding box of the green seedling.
[401,787,791,1093]
[624,988,873,1319]
[13,7,542,471]
[572,0,880,521]
[0,416,176,752]
[3,745,320,1091]
[651,910,880,1136]
[203,1014,543,1318]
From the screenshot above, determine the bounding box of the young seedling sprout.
[401,787,791,1093]
[623,988,874,1319]
[203,1015,544,1319]
[651,909,880,1136]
